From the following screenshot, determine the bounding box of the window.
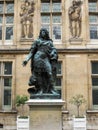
[41,0,62,41]
[0,62,12,109]
[89,0,98,39]
[55,61,62,97]
[91,61,98,109]
[0,1,14,45]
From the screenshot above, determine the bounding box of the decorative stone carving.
[68,0,82,39]
[20,0,35,39]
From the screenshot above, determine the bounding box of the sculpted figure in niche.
[69,0,82,38]
[22,28,58,95]
[20,0,34,38]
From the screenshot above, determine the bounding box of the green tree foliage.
[69,94,86,117]
[15,95,28,117]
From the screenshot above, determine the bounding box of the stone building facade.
[0,0,98,129]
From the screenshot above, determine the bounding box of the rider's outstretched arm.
[25,51,32,62]
[22,40,37,66]
[22,51,32,66]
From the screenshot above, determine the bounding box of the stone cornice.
[0,48,98,54]
[58,48,98,54]
[0,49,29,54]
[26,99,65,106]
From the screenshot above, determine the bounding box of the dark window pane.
[57,62,61,74]
[93,90,98,105]
[4,62,12,75]
[41,2,50,12]
[4,90,11,105]
[0,3,3,13]
[89,15,97,23]
[52,2,61,12]
[89,2,97,12]
[92,62,98,74]
[53,16,61,23]
[55,77,61,86]
[41,3,50,12]
[4,78,12,87]
[90,26,98,39]
[6,27,13,40]
[41,16,50,23]
[0,26,2,40]
[53,26,61,40]
[6,3,14,13]
[55,89,61,98]
[57,89,61,95]
[6,16,14,24]
[90,30,98,39]
[0,16,2,23]
[92,78,98,86]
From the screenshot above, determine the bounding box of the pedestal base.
[30,93,60,99]
[27,99,65,130]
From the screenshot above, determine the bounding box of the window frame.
[91,61,98,109]
[89,0,98,40]
[40,0,62,43]
[55,60,62,98]
[0,0,14,45]
[0,60,14,110]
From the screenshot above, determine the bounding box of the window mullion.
[1,1,4,45]
[3,1,6,44]
[50,0,53,39]
[97,0,98,11]
[3,15,6,44]
[50,14,52,38]
[0,62,2,76]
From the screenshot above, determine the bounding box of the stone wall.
[1,112,98,130]
[0,113,17,130]
[62,113,98,130]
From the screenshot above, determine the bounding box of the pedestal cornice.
[26,99,65,106]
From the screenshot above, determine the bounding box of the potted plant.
[15,95,29,130]
[69,94,86,130]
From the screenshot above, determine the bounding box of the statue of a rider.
[23,28,59,96]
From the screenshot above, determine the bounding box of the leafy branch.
[15,95,28,117]
[69,94,86,117]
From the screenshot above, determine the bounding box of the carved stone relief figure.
[68,0,82,38]
[20,0,34,39]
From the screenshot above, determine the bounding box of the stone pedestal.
[27,99,65,130]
